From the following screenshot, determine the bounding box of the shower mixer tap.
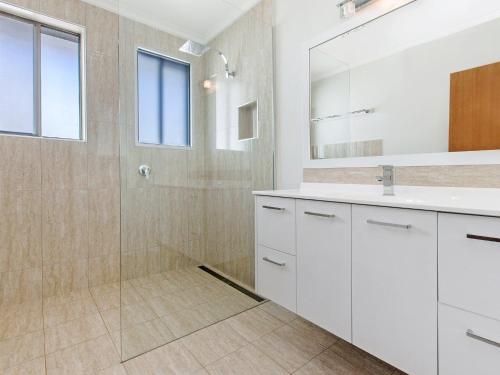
[138,165,151,179]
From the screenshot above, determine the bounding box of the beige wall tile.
[0,189,41,273]
[87,52,119,126]
[89,254,120,287]
[0,268,42,306]
[42,189,88,265]
[42,258,89,298]
[85,5,118,57]
[89,188,120,258]
[0,136,41,190]
[39,0,86,24]
[41,139,87,190]
[304,164,500,188]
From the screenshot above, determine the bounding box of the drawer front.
[257,245,296,312]
[352,205,438,375]
[256,196,296,255]
[297,200,351,341]
[439,213,500,320]
[439,303,500,375]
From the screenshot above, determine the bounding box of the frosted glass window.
[0,14,34,134]
[138,49,191,147]
[41,28,81,139]
[0,12,82,139]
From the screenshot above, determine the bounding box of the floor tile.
[121,317,176,360]
[289,317,339,348]
[0,330,44,371]
[253,323,328,373]
[258,301,298,323]
[206,344,288,375]
[44,313,108,354]
[294,349,359,375]
[181,321,249,367]
[96,364,128,375]
[46,334,120,375]
[3,357,46,375]
[162,305,218,338]
[124,340,202,375]
[43,296,98,328]
[329,340,396,375]
[226,307,284,342]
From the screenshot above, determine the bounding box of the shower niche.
[238,100,258,141]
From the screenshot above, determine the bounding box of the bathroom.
[0,0,498,374]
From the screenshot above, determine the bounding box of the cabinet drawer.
[256,196,295,255]
[297,200,351,341]
[257,245,296,312]
[439,303,500,375]
[439,213,500,320]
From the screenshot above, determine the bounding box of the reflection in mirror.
[310,4,500,160]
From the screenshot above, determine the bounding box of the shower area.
[0,0,274,368]
[117,0,274,360]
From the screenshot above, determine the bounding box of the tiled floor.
[0,266,405,375]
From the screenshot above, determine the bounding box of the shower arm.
[217,51,235,79]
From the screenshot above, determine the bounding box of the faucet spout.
[376,165,395,196]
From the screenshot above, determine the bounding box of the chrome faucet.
[376,165,395,196]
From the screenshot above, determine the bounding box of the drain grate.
[198,266,265,302]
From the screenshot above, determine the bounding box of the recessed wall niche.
[238,100,258,141]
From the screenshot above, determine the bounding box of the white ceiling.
[83,0,262,43]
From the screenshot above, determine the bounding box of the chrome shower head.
[179,40,210,57]
[179,40,235,79]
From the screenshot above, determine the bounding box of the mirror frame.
[302,0,500,168]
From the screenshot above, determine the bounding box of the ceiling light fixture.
[337,0,377,18]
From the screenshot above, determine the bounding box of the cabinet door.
[296,200,351,342]
[352,205,438,375]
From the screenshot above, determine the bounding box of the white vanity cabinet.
[296,200,351,341]
[352,205,438,375]
[438,213,500,375]
[254,188,500,375]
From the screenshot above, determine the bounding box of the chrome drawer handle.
[367,219,411,229]
[467,234,500,243]
[262,205,285,211]
[466,329,500,348]
[263,257,286,267]
[304,211,335,218]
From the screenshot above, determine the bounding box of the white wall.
[273,0,342,188]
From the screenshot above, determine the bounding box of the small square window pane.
[137,50,190,147]
[138,51,162,144]
[0,14,35,134]
[41,28,81,139]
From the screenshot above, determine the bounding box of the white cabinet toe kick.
[254,194,500,375]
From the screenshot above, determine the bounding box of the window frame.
[135,47,193,150]
[0,2,86,141]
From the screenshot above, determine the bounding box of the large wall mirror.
[309,0,500,162]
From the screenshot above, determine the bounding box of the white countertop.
[253,183,500,217]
